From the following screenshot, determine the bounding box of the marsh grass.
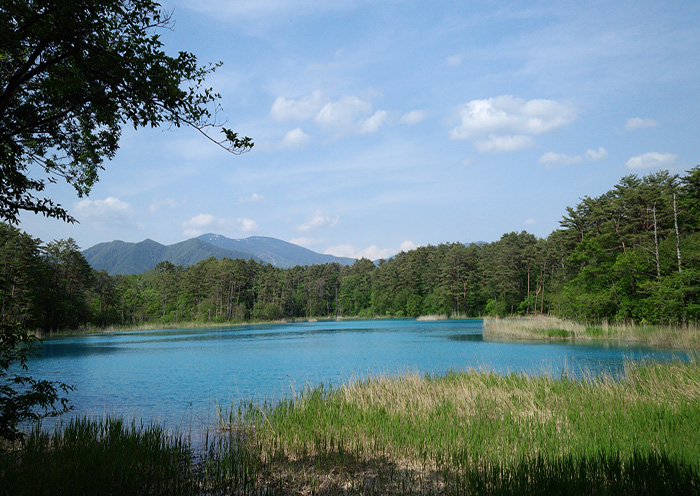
[219,360,700,494]
[3,361,699,495]
[484,316,700,349]
[43,317,329,338]
[0,417,195,496]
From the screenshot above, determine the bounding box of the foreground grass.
[3,361,700,495]
[221,360,700,494]
[484,315,700,349]
[0,418,196,495]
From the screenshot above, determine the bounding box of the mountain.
[197,234,355,268]
[83,234,355,275]
[82,238,255,275]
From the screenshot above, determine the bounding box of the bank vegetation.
[484,316,700,349]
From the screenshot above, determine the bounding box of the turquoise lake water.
[29,319,688,436]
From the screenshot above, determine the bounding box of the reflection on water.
[448,333,484,342]
[29,319,688,436]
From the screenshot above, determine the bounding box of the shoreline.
[35,314,472,338]
[42,314,700,351]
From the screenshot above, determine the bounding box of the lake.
[30,319,688,436]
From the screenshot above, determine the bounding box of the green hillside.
[82,238,257,275]
[82,235,355,275]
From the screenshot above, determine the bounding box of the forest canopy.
[4,167,700,333]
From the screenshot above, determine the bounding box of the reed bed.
[3,361,699,495]
[220,360,700,494]
[484,316,700,349]
[0,417,195,496]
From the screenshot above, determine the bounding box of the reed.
[218,360,700,494]
[0,417,195,496]
[484,316,700,349]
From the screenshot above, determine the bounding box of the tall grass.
[3,361,699,495]
[219,360,700,494]
[484,315,700,349]
[1,417,195,496]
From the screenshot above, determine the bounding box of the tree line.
[3,168,700,334]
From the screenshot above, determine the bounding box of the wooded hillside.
[3,168,699,332]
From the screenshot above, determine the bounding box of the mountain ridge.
[82,234,355,275]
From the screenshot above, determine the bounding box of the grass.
[218,360,700,494]
[484,315,700,349]
[3,361,699,495]
[1,417,195,496]
[37,317,323,338]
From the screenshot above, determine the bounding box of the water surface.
[30,319,687,434]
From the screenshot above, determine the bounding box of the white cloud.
[270,90,325,121]
[239,193,265,203]
[476,135,535,153]
[269,91,387,136]
[237,218,259,232]
[182,214,219,237]
[539,147,608,166]
[451,96,577,153]
[182,214,259,237]
[524,218,538,226]
[325,241,416,260]
[400,240,417,252]
[279,128,311,149]
[626,152,678,170]
[75,197,140,230]
[585,147,608,160]
[625,117,659,131]
[359,110,388,134]
[315,95,373,129]
[325,244,394,260]
[400,110,427,125]
[183,213,217,229]
[297,212,340,232]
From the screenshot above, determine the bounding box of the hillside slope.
[83,234,355,275]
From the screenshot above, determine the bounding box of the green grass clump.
[540,328,571,338]
[0,417,195,496]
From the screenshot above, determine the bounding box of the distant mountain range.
[82,234,356,275]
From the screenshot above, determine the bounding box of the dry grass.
[416,314,449,321]
[483,316,700,349]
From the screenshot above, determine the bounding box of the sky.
[19,0,700,260]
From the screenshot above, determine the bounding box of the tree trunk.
[674,193,682,272]
[652,202,661,279]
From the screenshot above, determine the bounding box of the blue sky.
[20,0,700,259]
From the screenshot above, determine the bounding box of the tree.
[42,238,94,331]
[0,0,252,440]
[0,0,253,224]
[0,224,72,440]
